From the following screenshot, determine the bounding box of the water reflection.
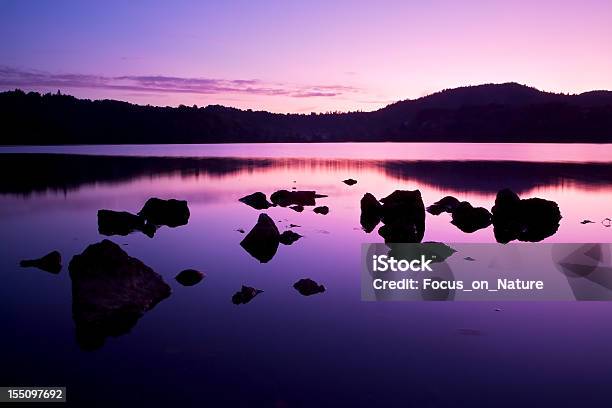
[3,153,612,196]
[3,146,612,406]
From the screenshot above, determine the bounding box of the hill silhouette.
[2,83,612,144]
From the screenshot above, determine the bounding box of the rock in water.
[240,214,280,263]
[175,269,205,286]
[232,285,263,304]
[138,197,190,227]
[492,189,562,243]
[450,202,492,233]
[342,178,358,186]
[239,192,273,210]
[427,196,460,215]
[313,206,329,215]
[97,209,148,236]
[289,205,304,212]
[270,190,327,207]
[279,230,302,245]
[20,251,62,274]
[360,193,382,233]
[293,278,326,296]
[378,190,425,243]
[68,240,171,350]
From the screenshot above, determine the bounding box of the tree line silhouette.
[2,83,612,144]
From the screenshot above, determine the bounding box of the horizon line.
[2,80,611,115]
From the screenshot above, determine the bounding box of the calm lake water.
[2,143,612,407]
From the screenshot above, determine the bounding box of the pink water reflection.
[3,143,612,163]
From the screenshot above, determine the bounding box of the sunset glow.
[1,0,611,112]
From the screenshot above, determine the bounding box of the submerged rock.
[232,285,263,305]
[388,242,457,264]
[289,205,304,212]
[580,220,595,224]
[427,196,460,215]
[68,240,171,350]
[313,206,329,215]
[279,230,302,245]
[239,192,273,210]
[450,202,492,233]
[492,189,562,243]
[342,178,358,186]
[240,214,280,263]
[270,190,327,207]
[138,197,190,227]
[175,269,205,286]
[97,209,151,237]
[360,193,383,232]
[20,250,62,274]
[293,278,326,296]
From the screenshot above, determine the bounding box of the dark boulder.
[342,178,358,186]
[293,278,326,296]
[279,230,302,245]
[97,209,148,237]
[138,198,190,227]
[289,205,304,212]
[314,206,329,215]
[232,285,263,305]
[492,189,562,243]
[68,240,171,350]
[175,269,205,286]
[380,190,425,224]
[360,193,382,232]
[270,190,327,207]
[240,214,280,263]
[427,196,460,215]
[450,202,492,233]
[20,250,62,274]
[378,190,425,243]
[239,192,273,210]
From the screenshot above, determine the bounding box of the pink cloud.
[0,66,359,99]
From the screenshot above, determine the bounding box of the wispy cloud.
[0,66,359,98]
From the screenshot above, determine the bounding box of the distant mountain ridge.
[2,82,612,144]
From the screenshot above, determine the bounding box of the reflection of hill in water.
[1,153,612,195]
[379,160,612,193]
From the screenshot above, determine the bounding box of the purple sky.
[1,0,611,113]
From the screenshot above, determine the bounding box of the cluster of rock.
[97,197,190,238]
[360,190,426,243]
[240,214,303,263]
[239,190,329,215]
[19,190,331,350]
[232,277,326,305]
[361,188,561,243]
[491,189,562,243]
[427,196,492,233]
